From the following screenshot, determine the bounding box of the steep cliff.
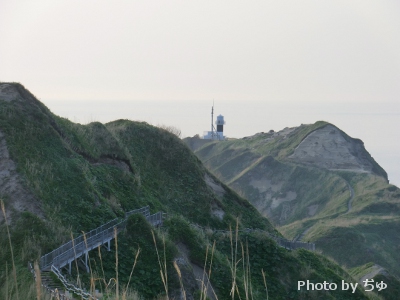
[185,121,400,288]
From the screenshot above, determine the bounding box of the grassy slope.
[191,124,354,227]
[295,173,400,276]
[187,121,400,294]
[0,83,376,299]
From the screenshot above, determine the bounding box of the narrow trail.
[345,181,355,214]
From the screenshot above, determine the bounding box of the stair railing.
[51,265,96,300]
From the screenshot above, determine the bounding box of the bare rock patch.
[307,204,319,216]
[289,125,374,173]
[0,131,43,223]
[205,174,225,198]
[0,83,20,102]
[250,178,283,193]
[271,191,297,209]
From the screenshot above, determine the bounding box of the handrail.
[40,206,152,270]
[191,224,316,251]
[51,265,95,300]
[29,262,72,300]
[126,205,150,218]
[52,219,126,269]
[34,206,163,300]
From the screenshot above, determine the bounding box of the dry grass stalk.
[229,219,239,300]
[261,269,268,300]
[241,243,248,299]
[6,261,9,300]
[240,240,254,300]
[34,261,42,300]
[96,244,119,298]
[173,260,186,300]
[200,244,209,300]
[206,241,218,300]
[1,200,20,300]
[246,241,253,300]
[82,231,96,298]
[122,247,141,300]
[71,232,82,290]
[114,227,119,300]
[151,230,168,299]
[199,241,218,300]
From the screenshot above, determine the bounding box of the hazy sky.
[1,1,399,185]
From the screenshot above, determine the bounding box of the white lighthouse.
[215,115,225,138]
[203,104,225,140]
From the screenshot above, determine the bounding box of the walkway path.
[34,206,163,300]
[192,224,315,252]
[345,181,355,213]
[40,206,163,272]
[295,180,355,243]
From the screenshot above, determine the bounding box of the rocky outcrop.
[0,83,20,102]
[288,125,387,178]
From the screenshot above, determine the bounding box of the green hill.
[0,82,387,299]
[185,121,400,297]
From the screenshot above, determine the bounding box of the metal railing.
[52,220,126,269]
[34,206,163,300]
[29,262,72,300]
[191,224,316,252]
[40,205,155,270]
[126,205,150,218]
[40,217,121,270]
[146,211,163,227]
[51,265,96,300]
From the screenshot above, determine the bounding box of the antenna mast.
[203,100,225,140]
[211,100,215,139]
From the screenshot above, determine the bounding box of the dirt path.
[296,181,354,242]
[345,181,355,214]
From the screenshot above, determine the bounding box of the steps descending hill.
[40,271,65,296]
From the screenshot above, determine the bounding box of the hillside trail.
[296,180,354,242]
[345,181,355,213]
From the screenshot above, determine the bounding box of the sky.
[1,1,399,185]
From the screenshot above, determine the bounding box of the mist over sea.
[46,100,400,187]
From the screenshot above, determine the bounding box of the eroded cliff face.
[187,121,390,226]
[289,125,374,173]
[0,131,43,223]
[0,83,43,223]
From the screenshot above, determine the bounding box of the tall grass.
[1,200,20,300]
[152,230,169,299]
[1,206,371,300]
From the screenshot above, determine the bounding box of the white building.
[203,114,225,140]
